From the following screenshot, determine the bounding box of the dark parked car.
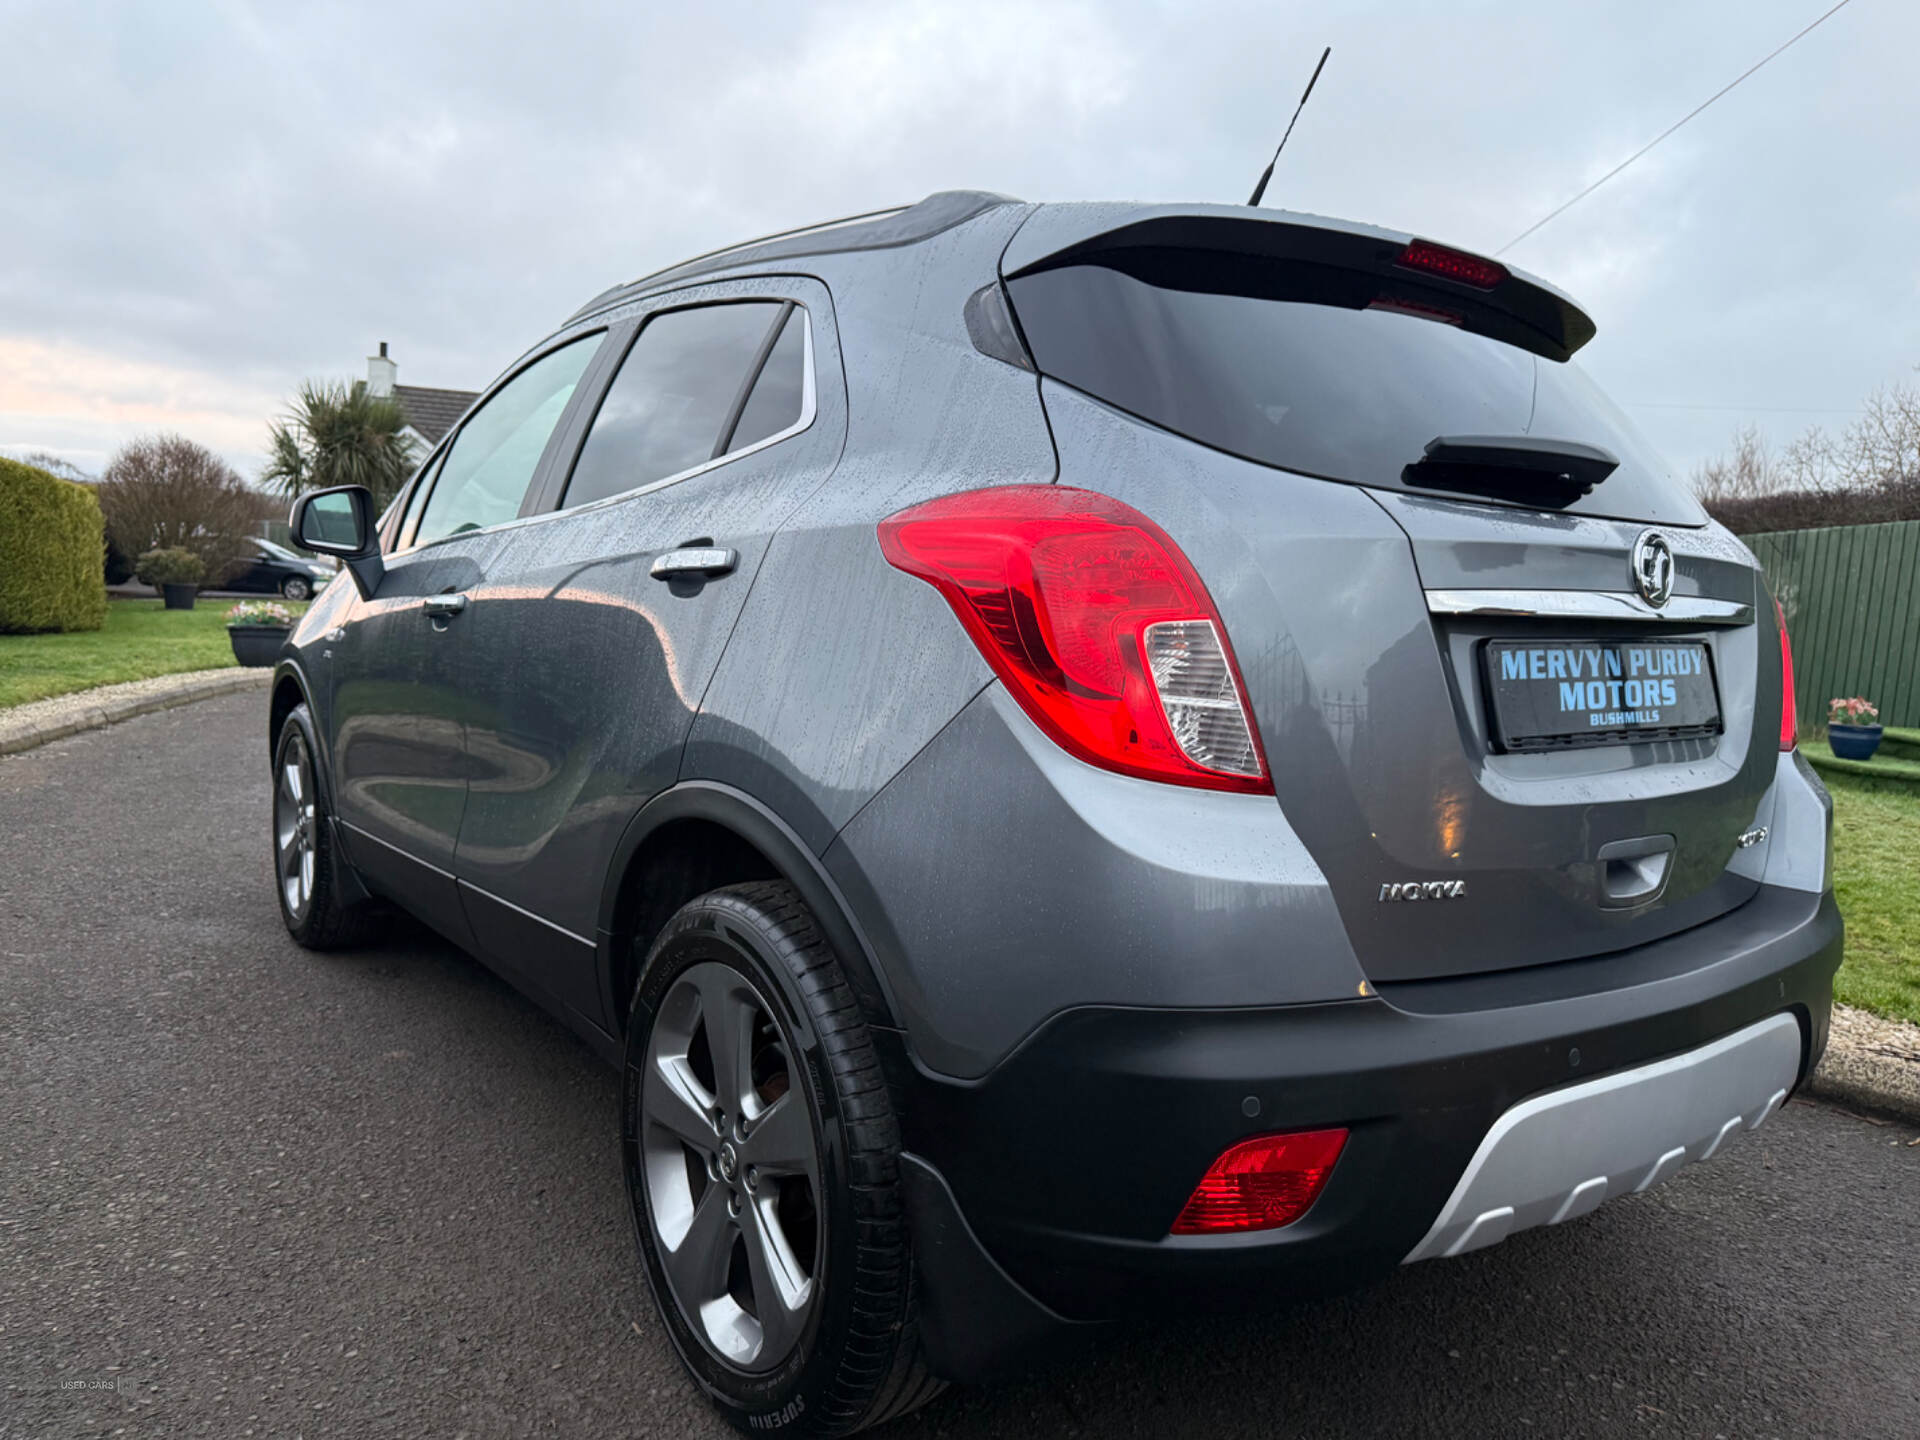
[269,192,1839,1437]
[225,537,335,600]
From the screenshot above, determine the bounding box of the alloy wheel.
[274,730,317,922]
[640,960,823,1373]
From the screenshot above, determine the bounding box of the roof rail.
[565,190,1022,325]
[629,203,913,290]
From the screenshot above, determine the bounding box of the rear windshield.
[1006,260,1704,526]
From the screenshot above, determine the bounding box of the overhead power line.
[1497,0,1858,256]
[1625,402,1863,415]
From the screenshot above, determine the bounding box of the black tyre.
[271,703,375,949]
[280,575,312,601]
[623,881,942,1437]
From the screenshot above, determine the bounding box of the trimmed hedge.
[0,456,109,633]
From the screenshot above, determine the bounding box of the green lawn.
[3,603,1915,1027]
[1829,776,1920,1025]
[0,598,305,709]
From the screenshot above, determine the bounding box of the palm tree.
[262,381,418,509]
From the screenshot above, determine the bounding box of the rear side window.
[413,335,600,546]
[561,301,793,510]
[1007,260,1702,526]
[726,308,806,453]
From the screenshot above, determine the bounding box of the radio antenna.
[1248,46,1331,208]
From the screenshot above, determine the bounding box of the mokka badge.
[1379,880,1468,903]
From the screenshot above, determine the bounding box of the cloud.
[0,336,281,474]
[0,0,1913,481]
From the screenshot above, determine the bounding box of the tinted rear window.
[1007,261,1703,526]
[562,302,784,510]
[727,308,806,454]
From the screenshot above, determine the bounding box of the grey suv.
[272,191,1840,1437]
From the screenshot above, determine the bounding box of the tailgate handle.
[1596,835,1675,908]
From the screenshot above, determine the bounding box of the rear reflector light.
[1776,597,1798,751]
[1171,1128,1348,1235]
[878,486,1271,794]
[1396,238,1508,290]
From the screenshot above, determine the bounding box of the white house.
[365,342,478,457]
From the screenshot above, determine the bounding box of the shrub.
[0,455,109,633]
[96,435,268,586]
[135,547,207,588]
[103,534,135,585]
[8,451,131,580]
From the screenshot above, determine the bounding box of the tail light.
[1775,597,1798,751]
[1171,1129,1348,1235]
[878,486,1271,794]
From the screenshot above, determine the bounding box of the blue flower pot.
[1828,723,1883,761]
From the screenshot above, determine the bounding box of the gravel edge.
[1809,1003,1920,1125]
[0,668,272,756]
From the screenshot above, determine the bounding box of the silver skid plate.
[1405,1013,1800,1264]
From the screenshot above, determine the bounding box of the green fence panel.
[1747,518,1920,730]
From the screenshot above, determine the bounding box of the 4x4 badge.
[1379,880,1468,903]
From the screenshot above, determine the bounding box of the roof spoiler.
[1001,204,1596,362]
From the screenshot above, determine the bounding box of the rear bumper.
[892,882,1841,1380]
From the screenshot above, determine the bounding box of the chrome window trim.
[549,307,816,519]
[396,302,816,556]
[1425,588,1754,626]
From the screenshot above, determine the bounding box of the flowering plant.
[1828,696,1880,727]
[225,600,298,629]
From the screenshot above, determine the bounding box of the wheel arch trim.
[267,658,372,908]
[595,780,902,1034]
[268,660,327,776]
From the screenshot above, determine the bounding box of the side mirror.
[289,485,384,600]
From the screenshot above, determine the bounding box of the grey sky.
[1,0,1911,486]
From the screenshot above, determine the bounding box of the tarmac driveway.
[3,692,1917,1438]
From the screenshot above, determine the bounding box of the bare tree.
[15,451,96,484]
[1842,380,1920,491]
[1693,375,1920,534]
[95,435,266,587]
[1692,424,1782,507]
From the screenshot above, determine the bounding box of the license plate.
[1483,639,1721,751]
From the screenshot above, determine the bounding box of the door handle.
[650,546,738,580]
[422,593,469,618]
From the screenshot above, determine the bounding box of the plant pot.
[1828,723,1884,761]
[161,583,198,610]
[228,625,290,668]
